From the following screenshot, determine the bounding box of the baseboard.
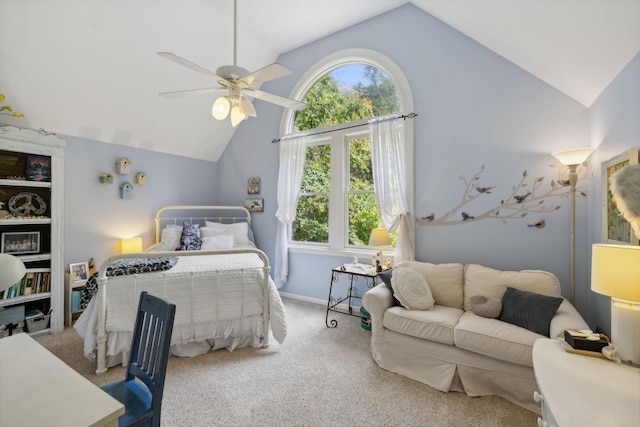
[278,291,362,313]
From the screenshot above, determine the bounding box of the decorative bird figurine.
[461,212,474,221]
[514,191,531,203]
[421,213,435,221]
[475,186,495,194]
[557,179,570,186]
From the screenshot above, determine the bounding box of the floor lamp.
[551,147,594,305]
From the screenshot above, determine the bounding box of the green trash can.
[360,306,371,331]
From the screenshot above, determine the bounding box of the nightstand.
[533,339,640,427]
[326,264,379,328]
[64,273,86,326]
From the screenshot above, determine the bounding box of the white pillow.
[391,266,435,310]
[158,226,182,251]
[202,221,250,246]
[201,234,234,250]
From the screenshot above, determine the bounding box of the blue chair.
[101,291,176,427]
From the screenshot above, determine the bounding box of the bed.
[74,206,287,374]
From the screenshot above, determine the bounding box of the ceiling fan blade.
[244,88,306,111]
[157,52,232,87]
[239,98,257,117]
[159,87,227,99]
[237,63,291,88]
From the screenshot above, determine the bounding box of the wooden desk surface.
[0,333,124,427]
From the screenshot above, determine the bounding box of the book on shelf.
[1,270,51,299]
[72,290,82,312]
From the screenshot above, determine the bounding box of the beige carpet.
[36,298,537,426]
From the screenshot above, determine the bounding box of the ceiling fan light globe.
[230,105,245,127]
[212,96,230,120]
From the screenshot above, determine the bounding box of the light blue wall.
[216,5,600,315]
[63,136,217,268]
[586,52,640,332]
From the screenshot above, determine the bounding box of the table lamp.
[120,237,143,254]
[591,244,640,365]
[0,253,27,293]
[369,228,391,272]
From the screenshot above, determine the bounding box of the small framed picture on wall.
[247,177,260,194]
[245,198,264,212]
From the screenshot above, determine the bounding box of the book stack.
[72,290,83,312]
[0,271,51,299]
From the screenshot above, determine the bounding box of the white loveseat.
[362,261,589,413]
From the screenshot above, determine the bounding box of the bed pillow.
[498,287,563,336]
[158,226,183,251]
[470,295,502,318]
[201,234,234,250]
[203,221,251,246]
[390,266,434,310]
[179,222,201,251]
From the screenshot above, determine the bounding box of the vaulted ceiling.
[1,0,638,161]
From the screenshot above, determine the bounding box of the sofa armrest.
[550,298,589,339]
[363,284,394,332]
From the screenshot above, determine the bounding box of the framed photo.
[1,231,40,254]
[25,155,51,182]
[602,147,639,245]
[245,198,264,212]
[247,177,260,194]
[69,262,90,284]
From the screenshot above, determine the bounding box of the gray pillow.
[498,287,562,337]
[377,269,400,306]
[470,295,502,318]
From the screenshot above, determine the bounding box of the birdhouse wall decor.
[135,172,147,185]
[120,182,134,199]
[99,172,114,184]
[116,157,132,174]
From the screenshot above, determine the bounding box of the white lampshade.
[551,147,594,166]
[0,253,27,292]
[369,228,391,247]
[212,96,231,120]
[121,237,143,254]
[591,244,640,302]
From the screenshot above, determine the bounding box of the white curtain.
[369,115,415,263]
[274,135,307,288]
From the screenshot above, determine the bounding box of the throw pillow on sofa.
[390,266,435,310]
[377,269,401,306]
[470,295,502,318]
[498,287,563,336]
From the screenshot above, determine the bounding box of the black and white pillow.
[179,222,201,251]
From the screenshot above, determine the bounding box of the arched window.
[279,49,414,255]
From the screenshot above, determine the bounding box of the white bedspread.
[75,252,287,363]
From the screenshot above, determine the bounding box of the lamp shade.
[121,237,143,254]
[369,228,391,247]
[551,147,594,166]
[591,244,640,302]
[0,253,27,292]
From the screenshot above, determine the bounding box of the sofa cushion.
[396,261,464,309]
[454,311,541,367]
[383,304,463,345]
[463,264,561,311]
[498,287,563,337]
[391,266,435,310]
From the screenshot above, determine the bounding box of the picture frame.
[601,147,639,245]
[247,177,260,194]
[245,198,264,212]
[69,262,90,284]
[25,155,51,182]
[1,231,40,254]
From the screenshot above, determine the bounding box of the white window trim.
[281,49,414,258]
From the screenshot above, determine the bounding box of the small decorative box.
[564,330,608,353]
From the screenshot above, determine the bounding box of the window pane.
[347,192,379,246]
[349,137,373,190]
[301,145,330,193]
[293,194,329,243]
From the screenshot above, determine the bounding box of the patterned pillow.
[179,222,201,251]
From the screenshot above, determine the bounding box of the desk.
[326,264,378,328]
[0,333,124,427]
[533,339,640,427]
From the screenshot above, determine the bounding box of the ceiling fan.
[157,0,305,127]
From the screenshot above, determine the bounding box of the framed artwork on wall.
[601,147,639,245]
[245,198,264,212]
[247,177,260,194]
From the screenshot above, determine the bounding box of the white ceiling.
[1,0,638,161]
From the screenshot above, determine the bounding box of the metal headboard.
[154,205,252,244]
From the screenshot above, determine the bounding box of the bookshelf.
[64,272,87,326]
[0,126,65,335]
